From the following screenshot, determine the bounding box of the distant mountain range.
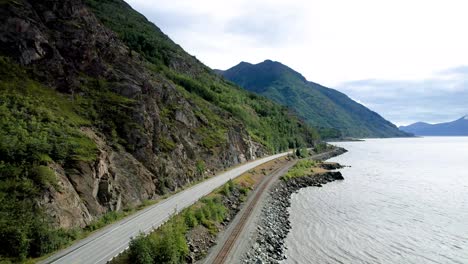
[217,60,410,138]
[399,116,468,136]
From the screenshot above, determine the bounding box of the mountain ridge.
[218,60,410,138]
[400,116,468,136]
[0,0,318,260]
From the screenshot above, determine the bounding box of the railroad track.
[212,165,288,264]
[208,150,341,263]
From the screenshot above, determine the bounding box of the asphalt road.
[42,151,290,264]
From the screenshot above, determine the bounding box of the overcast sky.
[126,0,468,125]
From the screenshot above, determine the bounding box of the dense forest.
[219,60,410,138]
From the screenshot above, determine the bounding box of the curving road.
[42,151,291,264]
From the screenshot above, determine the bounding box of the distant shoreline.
[327,137,364,142]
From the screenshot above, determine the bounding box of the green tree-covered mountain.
[218,60,410,138]
[0,0,318,260]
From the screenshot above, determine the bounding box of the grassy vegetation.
[220,60,410,138]
[282,159,317,180]
[72,76,140,151]
[128,219,188,264]
[0,57,150,262]
[113,162,268,264]
[314,142,330,153]
[0,57,101,262]
[1,0,321,261]
[167,71,318,152]
[295,147,310,159]
[121,182,236,264]
[84,0,320,153]
[317,127,343,139]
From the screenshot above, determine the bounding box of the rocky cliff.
[0,0,266,229]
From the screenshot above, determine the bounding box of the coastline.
[242,147,347,263]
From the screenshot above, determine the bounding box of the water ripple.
[284,137,468,264]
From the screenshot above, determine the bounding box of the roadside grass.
[21,157,288,264]
[111,157,289,264]
[111,182,240,264]
[17,179,201,264]
[21,177,211,264]
[281,159,318,180]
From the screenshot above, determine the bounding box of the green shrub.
[0,226,29,261]
[295,147,309,158]
[0,208,74,261]
[32,165,58,188]
[282,159,317,180]
[195,160,205,176]
[85,211,124,232]
[159,137,176,152]
[28,222,73,257]
[194,207,206,224]
[183,208,198,228]
[221,182,231,196]
[239,186,249,196]
[128,234,155,264]
[204,197,226,222]
[128,219,188,264]
[227,179,234,192]
[153,218,188,263]
[0,57,99,261]
[314,142,328,153]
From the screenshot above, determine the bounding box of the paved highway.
[42,151,290,264]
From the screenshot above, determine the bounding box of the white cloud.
[126,0,468,86]
[337,66,468,125]
[124,0,468,124]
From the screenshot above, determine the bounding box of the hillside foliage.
[220,60,410,138]
[0,0,321,261]
[85,0,320,152]
[0,57,99,261]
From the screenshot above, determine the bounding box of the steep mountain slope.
[219,60,410,138]
[0,0,318,260]
[400,116,468,136]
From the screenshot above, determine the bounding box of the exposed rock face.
[318,162,344,170]
[39,129,157,228]
[39,163,94,228]
[0,0,265,228]
[186,225,215,263]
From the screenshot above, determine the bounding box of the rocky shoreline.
[242,148,347,263]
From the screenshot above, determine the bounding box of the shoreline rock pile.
[243,148,346,263]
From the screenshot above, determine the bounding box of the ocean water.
[284,137,468,264]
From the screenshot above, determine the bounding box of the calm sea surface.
[284,137,468,264]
